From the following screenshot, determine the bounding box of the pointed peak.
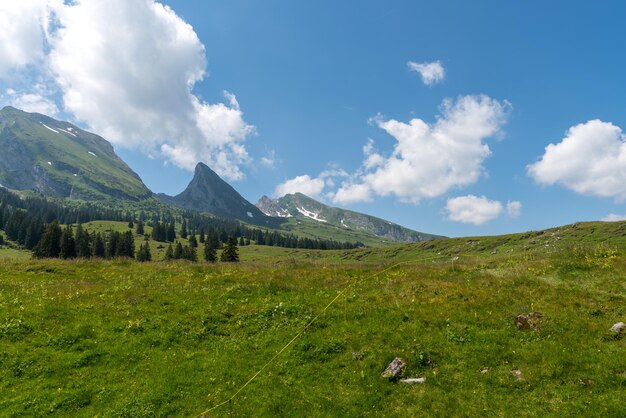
[195,161,210,171]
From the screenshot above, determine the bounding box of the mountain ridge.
[256,192,442,242]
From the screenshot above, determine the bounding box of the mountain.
[0,106,151,201]
[0,106,441,244]
[256,192,441,243]
[158,162,271,225]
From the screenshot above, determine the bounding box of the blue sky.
[1,1,626,237]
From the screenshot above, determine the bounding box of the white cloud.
[275,175,326,199]
[528,120,626,200]
[601,214,626,222]
[445,195,504,225]
[4,88,59,116]
[274,169,348,200]
[506,200,522,218]
[260,150,276,168]
[0,0,255,181]
[408,60,445,86]
[0,0,54,77]
[333,183,373,205]
[333,95,509,204]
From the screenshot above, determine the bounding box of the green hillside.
[0,221,624,416]
[0,106,151,201]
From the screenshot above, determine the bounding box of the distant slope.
[257,192,442,243]
[158,162,273,225]
[0,106,151,201]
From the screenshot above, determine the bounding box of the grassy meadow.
[0,222,625,416]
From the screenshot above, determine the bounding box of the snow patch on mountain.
[58,127,77,137]
[88,151,97,157]
[41,123,59,133]
[247,211,254,218]
[296,206,327,223]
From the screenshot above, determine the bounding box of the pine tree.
[199,226,205,243]
[174,241,183,259]
[183,245,197,262]
[189,234,198,248]
[59,225,76,259]
[136,242,152,262]
[167,222,176,242]
[128,220,134,229]
[35,220,62,258]
[180,219,188,239]
[164,243,174,260]
[93,233,105,258]
[136,220,144,235]
[238,236,245,246]
[117,231,135,258]
[76,224,91,258]
[204,240,217,262]
[106,231,119,258]
[220,236,239,262]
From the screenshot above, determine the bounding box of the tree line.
[0,187,363,260]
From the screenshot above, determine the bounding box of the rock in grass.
[511,369,524,381]
[400,377,426,384]
[480,368,490,374]
[515,312,543,330]
[382,357,405,380]
[610,322,626,333]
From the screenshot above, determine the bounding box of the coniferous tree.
[183,244,197,262]
[136,242,152,262]
[174,242,183,259]
[59,225,76,259]
[106,231,119,258]
[199,226,205,243]
[180,219,188,239]
[117,231,135,258]
[164,243,174,260]
[220,236,239,262]
[204,239,217,262]
[93,233,105,258]
[75,224,91,258]
[167,222,176,242]
[189,234,198,248]
[128,220,134,229]
[33,221,62,258]
[238,236,245,246]
[136,220,144,235]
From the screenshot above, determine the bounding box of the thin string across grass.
[192,254,452,417]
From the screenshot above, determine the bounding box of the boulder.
[515,311,543,330]
[400,377,426,384]
[610,322,625,333]
[382,357,405,381]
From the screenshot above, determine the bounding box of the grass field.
[0,222,625,416]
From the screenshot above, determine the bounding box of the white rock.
[610,322,626,333]
[399,377,426,384]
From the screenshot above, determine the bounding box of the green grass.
[0,223,625,416]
